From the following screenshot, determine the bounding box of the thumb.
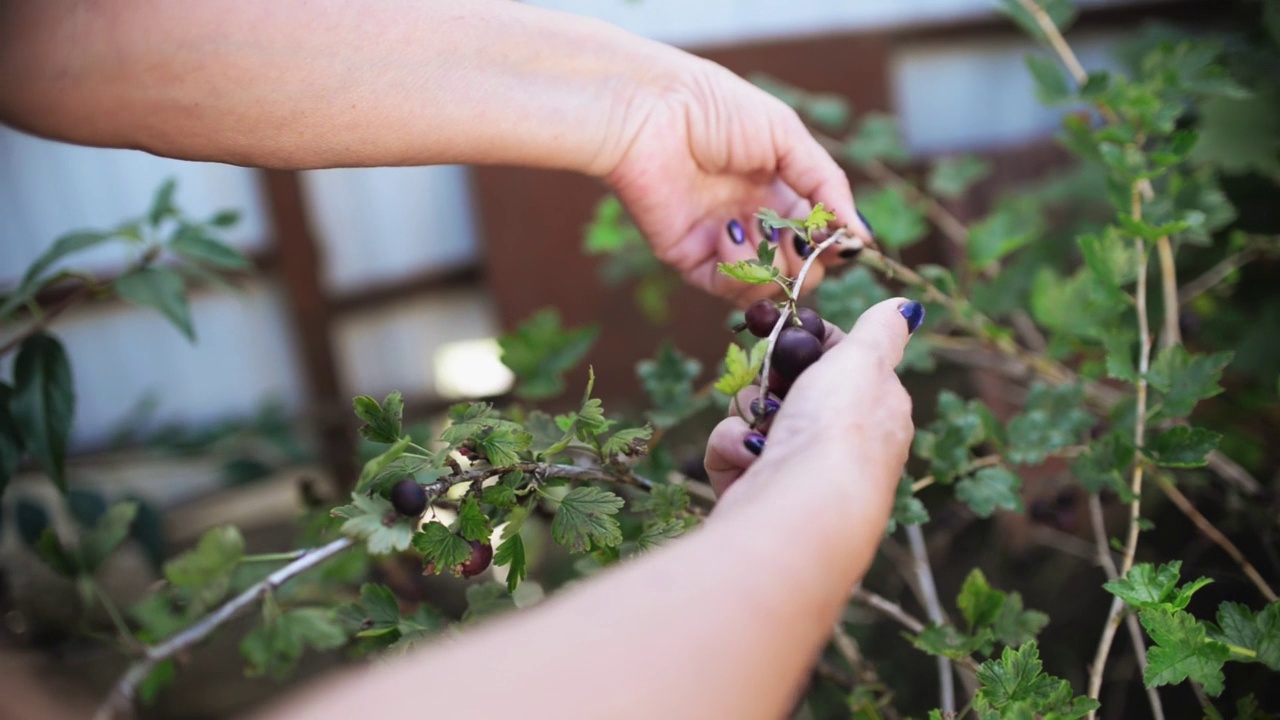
[787,297,922,405]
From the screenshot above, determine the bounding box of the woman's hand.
[602,58,874,305]
[703,299,921,563]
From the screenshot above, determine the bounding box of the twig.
[1087,495,1166,720]
[851,587,925,634]
[1087,190,1154,713]
[0,284,92,357]
[93,537,355,720]
[1178,248,1259,306]
[1155,239,1181,349]
[758,232,846,402]
[1156,475,1277,602]
[906,524,956,715]
[830,623,902,720]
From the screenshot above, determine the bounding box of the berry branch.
[905,524,957,715]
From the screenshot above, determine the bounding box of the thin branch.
[1156,475,1277,602]
[1088,495,1166,720]
[852,587,926,634]
[93,537,355,720]
[0,284,92,357]
[1178,248,1259,306]
[1155,239,1181,349]
[906,524,956,716]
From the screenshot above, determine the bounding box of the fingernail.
[838,246,862,260]
[743,432,766,456]
[793,235,814,258]
[857,209,875,238]
[898,300,925,334]
[750,397,779,418]
[758,219,779,243]
[727,219,746,245]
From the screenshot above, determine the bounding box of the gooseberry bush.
[3,1,1280,718]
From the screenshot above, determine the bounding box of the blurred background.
[0,0,1263,717]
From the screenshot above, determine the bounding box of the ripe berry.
[772,326,823,380]
[767,367,792,398]
[389,479,427,517]
[459,540,493,578]
[745,300,781,337]
[795,308,825,341]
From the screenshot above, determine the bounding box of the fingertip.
[704,416,759,497]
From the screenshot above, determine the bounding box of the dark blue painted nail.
[727,219,746,245]
[857,210,875,238]
[750,397,780,418]
[793,234,813,258]
[758,219,780,243]
[743,432,766,456]
[899,301,925,334]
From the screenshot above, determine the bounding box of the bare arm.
[261,300,916,720]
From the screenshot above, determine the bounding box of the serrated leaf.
[9,333,75,489]
[455,498,492,543]
[1005,383,1093,465]
[1146,347,1233,420]
[353,392,403,444]
[717,259,780,285]
[913,624,989,660]
[240,607,347,679]
[956,467,1024,518]
[601,425,654,457]
[333,494,416,555]
[974,642,1096,718]
[714,342,767,396]
[481,483,518,508]
[887,474,929,534]
[857,188,927,250]
[498,309,598,400]
[348,583,401,637]
[636,518,686,551]
[1213,601,1280,671]
[637,342,704,428]
[1104,561,1211,611]
[414,522,473,574]
[170,225,250,269]
[844,113,909,166]
[805,203,837,234]
[630,483,690,522]
[79,501,139,573]
[493,528,527,593]
[115,266,194,341]
[1144,426,1221,468]
[992,592,1050,647]
[1141,608,1231,696]
[475,425,533,467]
[551,486,624,553]
[1071,432,1134,495]
[913,391,997,483]
[967,199,1042,268]
[928,155,991,198]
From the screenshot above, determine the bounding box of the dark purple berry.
[459,540,493,578]
[767,367,792,398]
[772,326,823,381]
[389,479,427,517]
[745,300,781,338]
[743,432,766,456]
[795,308,825,341]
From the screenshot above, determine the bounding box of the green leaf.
[1071,432,1134,495]
[887,474,929,533]
[481,483,518,509]
[714,342,767,396]
[913,391,998,483]
[414,521,473,574]
[992,592,1050,647]
[636,518,686,551]
[816,267,890,330]
[551,486,624,553]
[856,188,927,250]
[1146,347,1233,420]
[1213,601,1280,671]
[493,527,527,593]
[630,483,690,522]
[80,500,139,573]
[208,209,241,228]
[17,231,114,295]
[498,309,598,400]
[455,498,492,543]
[844,113,909,166]
[974,642,1097,718]
[1141,608,1231,696]
[115,266,194,341]
[164,525,245,588]
[1078,231,1140,291]
[9,333,75,489]
[755,208,807,237]
[462,582,515,622]
[354,436,411,492]
[600,425,654,457]
[148,178,178,227]
[805,203,838,235]
[0,383,24,498]
[1005,383,1092,465]
[928,155,991,198]
[956,466,1024,518]
[637,342,704,429]
[137,660,176,705]
[1104,561,1211,611]
[333,494,416,555]
[967,199,1042,268]
[240,607,347,679]
[170,225,250,269]
[913,624,989,660]
[958,568,1006,629]
[352,391,404,444]
[35,528,79,576]
[474,424,533,467]
[997,0,1079,42]
[1144,426,1221,468]
[1025,54,1072,104]
[717,259,780,285]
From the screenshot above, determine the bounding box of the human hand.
[601,57,874,305]
[702,299,921,539]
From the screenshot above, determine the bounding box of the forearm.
[0,0,688,173]
[263,465,885,720]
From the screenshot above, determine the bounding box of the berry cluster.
[389,478,493,578]
[740,299,830,455]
